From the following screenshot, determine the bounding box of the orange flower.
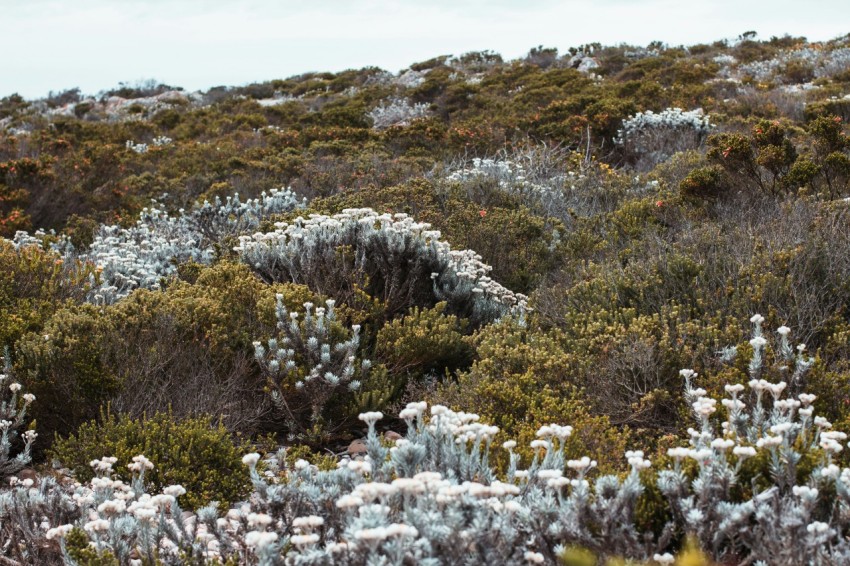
[479,209,487,218]
[722,147,732,159]
[655,200,664,208]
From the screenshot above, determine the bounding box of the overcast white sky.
[1,0,848,99]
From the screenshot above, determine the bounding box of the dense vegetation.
[2,32,850,564]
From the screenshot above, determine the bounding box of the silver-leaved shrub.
[6,317,850,564]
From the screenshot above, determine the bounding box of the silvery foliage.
[656,315,850,564]
[442,147,649,223]
[616,108,713,168]
[234,208,528,326]
[367,97,431,130]
[125,140,148,154]
[446,156,571,221]
[0,350,37,479]
[17,405,657,565]
[9,317,850,564]
[738,46,850,82]
[8,188,305,305]
[254,298,372,439]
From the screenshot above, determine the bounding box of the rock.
[383,431,403,442]
[347,439,368,456]
[18,468,38,484]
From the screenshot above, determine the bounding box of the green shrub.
[679,165,728,199]
[50,410,253,509]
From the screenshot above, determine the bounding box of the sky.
[1,0,848,99]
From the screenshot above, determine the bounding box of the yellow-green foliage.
[375,302,473,377]
[0,241,94,350]
[50,410,252,509]
[436,320,630,472]
[16,262,320,443]
[64,528,119,566]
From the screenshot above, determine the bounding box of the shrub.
[679,165,727,199]
[254,297,388,443]
[49,410,252,509]
[234,208,528,326]
[0,350,37,479]
[616,108,713,170]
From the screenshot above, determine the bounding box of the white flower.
[502,440,517,450]
[524,551,545,564]
[777,325,791,336]
[654,553,675,565]
[22,393,35,403]
[290,533,320,547]
[750,314,765,324]
[9,383,21,393]
[247,513,273,528]
[241,453,261,467]
[293,515,325,529]
[711,438,735,451]
[358,411,384,425]
[245,530,278,548]
[336,495,364,509]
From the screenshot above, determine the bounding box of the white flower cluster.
[6,318,850,564]
[254,297,372,438]
[8,188,305,304]
[616,108,713,166]
[234,208,528,325]
[0,352,36,479]
[737,46,850,82]
[367,97,431,130]
[125,139,148,154]
[446,156,571,218]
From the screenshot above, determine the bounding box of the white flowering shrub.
[446,156,570,219]
[125,140,148,154]
[367,97,431,130]
[9,188,305,304]
[254,298,377,441]
[0,351,37,479]
[616,108,713,169]
[736,46,850,83]
[6,316,850,563]
[234,208,528,326]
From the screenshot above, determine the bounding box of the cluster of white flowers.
[616,108,713,166]
[0,352,36,479]
[737,46,850,82]
[234,208,528,325]
[367,97,431,130]
[254,297,373,439]
[446,156,572,218]
[6,318,850,563]
[125,139,149,154]
[8,188,305,304]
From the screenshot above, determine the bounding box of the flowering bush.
[7,188,306,304]
[5,316,849,564]
[0,350,36,479]
[367,97,431,130]
[234,208,528,326]
[254,297,381,442]
[616,108,713,169]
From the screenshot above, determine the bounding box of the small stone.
[383,431,403,442]
[347,439,368,455]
